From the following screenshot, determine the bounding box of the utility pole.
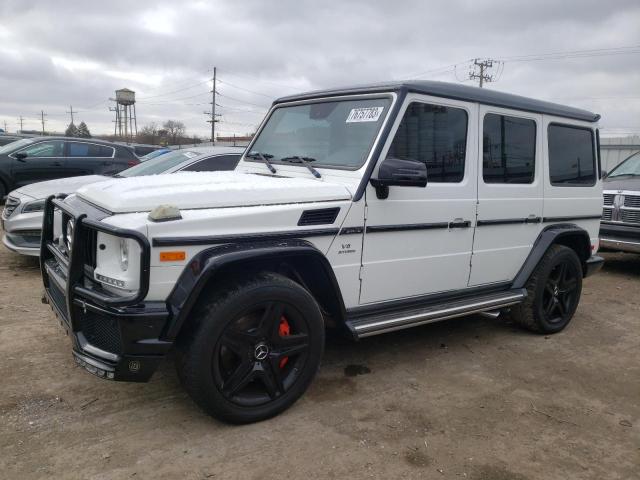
[204,66,220,144]
[17,116,24,133]
[66,105,75,124]
[40,110,47,135]
[3,120,7,133]
[469,58,498,88]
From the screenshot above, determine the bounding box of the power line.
[216,91,271,109]
[138,79,210,100]
[217,78,274,99]
[498,44,640,63]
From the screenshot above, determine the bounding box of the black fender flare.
[161,239,347,341]
[511,224,591,289]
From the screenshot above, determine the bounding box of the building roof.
[275,80,600,123]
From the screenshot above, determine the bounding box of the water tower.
[111,88,138,141]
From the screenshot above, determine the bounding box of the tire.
[510,244,583,334]
[175,272,325,424]
[0,181,6,203]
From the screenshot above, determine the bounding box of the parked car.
[41,81,603,424]
[0,136,140,199]
[600,151,640,253]
[2,146,242,255]
[140,148,170,161]
[129,144,167,157]
[0,135,23,147]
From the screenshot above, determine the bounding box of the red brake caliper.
[278,316,290,369]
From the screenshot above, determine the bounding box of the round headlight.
[65,219,74,252]
[119,238,129,271]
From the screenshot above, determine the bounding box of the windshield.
[608,152,640,178]
[119,150,202,177]
[0,138,35,154]
[141,149,170,162]
[247,97,391,170]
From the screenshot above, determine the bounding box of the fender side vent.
[298,208,340,226]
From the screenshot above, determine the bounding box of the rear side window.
[181,155,240,172]
[67,142,114,157]
[548,124,595,186]
[387,102,468,183]
[483,114,536,184]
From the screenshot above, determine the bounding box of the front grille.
[602,208,613,221]
[621,210,640,225]
[79,312,123,355]
[2,196,20,218]
[624,195,640,208]
[83,228,98,268]
[603,193,615,206]
[6,230,41,247]
[49,279,68,319]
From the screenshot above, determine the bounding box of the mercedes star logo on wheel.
[254,343,269,361]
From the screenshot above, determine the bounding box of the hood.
[76,171,352,213]
[603,175,640,192]
[15,175,109,199]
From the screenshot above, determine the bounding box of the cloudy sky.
[1,0,639,139]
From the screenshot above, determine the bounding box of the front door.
[11,140,66,188]
[360,95,477,305]
[468,106,543,285]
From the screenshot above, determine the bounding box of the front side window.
[248,97,391,169]
[18,140,64,157]
[483,114,536,184]
[387,102,468,183]
[548,124,596,186]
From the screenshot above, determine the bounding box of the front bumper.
[41,196,170,382]
[3,232,40,256]
[599,222,640,254]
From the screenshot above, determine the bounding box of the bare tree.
[163,120,186,145]
[138,122,160,145]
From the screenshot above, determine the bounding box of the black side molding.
[152,228,340,247]
[477,217,541,226]
[542,215,602,223]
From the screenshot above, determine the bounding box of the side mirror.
[370,157,427,199]
[15,152,27,162]
[601,170,608,179]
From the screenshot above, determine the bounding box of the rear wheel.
[511,245,583,334]
[175,273,324,424]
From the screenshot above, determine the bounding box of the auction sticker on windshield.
[346,107,384,123]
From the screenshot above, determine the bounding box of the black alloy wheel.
[213,301,310,406]
[176,272,324,424]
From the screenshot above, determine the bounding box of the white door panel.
[360,94,477,304]
[469,106,543,286]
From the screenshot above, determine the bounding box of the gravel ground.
[0,238,638,480]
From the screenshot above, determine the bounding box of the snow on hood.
[15,175,109,200]
[76,171,352,213]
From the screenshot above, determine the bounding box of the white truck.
[41,81,604,423]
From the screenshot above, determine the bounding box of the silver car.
[2,146,243,256]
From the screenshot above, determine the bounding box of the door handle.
[525,215,542,223]
[449,219,471,228]
[52,161,63,167]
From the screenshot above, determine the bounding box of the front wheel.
[175,273,325,424]
[511,245,583,334]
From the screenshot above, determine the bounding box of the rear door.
[10,140,66,187]
[468,106,543,286]
[65,141,116,176]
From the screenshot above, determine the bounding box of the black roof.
[275,80,600,123]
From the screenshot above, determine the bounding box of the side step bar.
[346,289,526,339]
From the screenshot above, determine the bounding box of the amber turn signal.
[160,251,186,262]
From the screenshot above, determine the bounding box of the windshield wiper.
[281,156,321,178]
[246,152,277,174]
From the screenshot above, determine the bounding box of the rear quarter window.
[548,124,596,186]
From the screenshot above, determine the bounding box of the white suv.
[41,81,604,424]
